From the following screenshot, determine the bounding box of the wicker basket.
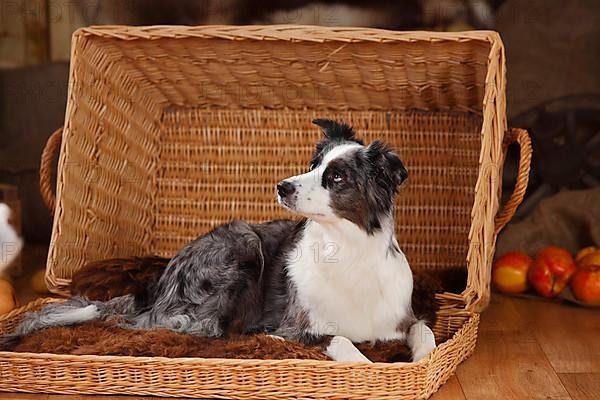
[0,26,531,399]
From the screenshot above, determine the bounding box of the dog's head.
[277,119,408,235]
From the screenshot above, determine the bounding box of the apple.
[31,269,50,294]
[575,246,598,264]
[492,252,533,294]
[577,250,600,269]
[571,265,600,304]
[528,247,577,298]
[0,278,18,315]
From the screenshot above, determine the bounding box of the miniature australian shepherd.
[7,119,437,363]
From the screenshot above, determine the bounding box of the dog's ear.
[312,119,357,141]
[366,140,408,188]
[362,141,407,234]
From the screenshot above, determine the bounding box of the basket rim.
[75,24,502,44]
[0,349,413,368]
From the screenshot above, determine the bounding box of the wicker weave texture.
[74,26,492,112]
[155,109,482,273]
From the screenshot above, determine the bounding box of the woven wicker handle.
[493,128,532,235]
[465,128,532,313]
[40,127,63,215]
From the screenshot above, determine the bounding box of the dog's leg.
[407,320,436,362]
[274,289,372,363]
[273,329,372,363]
[325,335,372,363]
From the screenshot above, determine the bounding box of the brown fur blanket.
[6,321,412,362]
[4,256,459,362]
[69,255,170,302]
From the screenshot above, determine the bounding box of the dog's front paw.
[326,336,372,363]
[408,322,436,362]
[412,342,436,362]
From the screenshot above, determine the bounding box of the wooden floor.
[1,245,599,399]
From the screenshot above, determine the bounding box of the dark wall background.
[0,63,68,242]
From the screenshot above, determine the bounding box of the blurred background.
[0,0,598,272]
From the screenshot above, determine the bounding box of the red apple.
[492,252,533,294]
[0,278,18,315]
[571,265,600,304]
[528,247,577,298]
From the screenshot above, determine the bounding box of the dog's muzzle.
[277,181,295,198]
[277,180,297,209]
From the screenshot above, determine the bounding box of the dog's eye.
[332,173,343,183]
[309,162,316,171]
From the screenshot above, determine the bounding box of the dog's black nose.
[277,181,296,198]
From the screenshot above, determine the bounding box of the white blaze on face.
[279,143,362,221]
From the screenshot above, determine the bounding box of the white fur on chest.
[287,220,413,342]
